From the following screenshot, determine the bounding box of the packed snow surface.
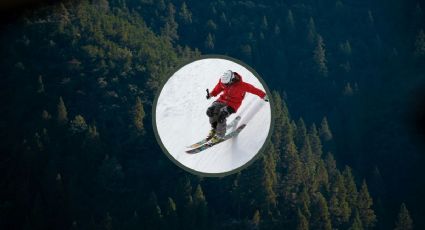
[155,58,271,174]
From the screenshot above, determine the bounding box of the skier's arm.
[210,81,223,97]
[243,82,266,99]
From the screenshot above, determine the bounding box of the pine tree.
[161,3,179,42]
[132,97,145,132]
[262,142,278,211]
[57,97,68,124]
[343,82,354,96]
[325,152,337,179]
[295,118,307,148]
[88,124,99,139]
[103,212,113,230]
[164,197,178,228]
[394,203,413,230]
[281,137,303,203]
[329,172,350,227]
[319,117,333,141]
[261,15,268,30]
[413,3,424,30]
[206,19,217,31]
[311,193,332,230]
[299,125,314,190]
[314,34,328,77]
[179,2,192,24]
[41,110,51,120]
[252,210,261,229]
[309,123,323,160]
[339,40,352,56]
[37,75,45,93]
[204,33,214,50]
[343,166,358,209]
[314,159,329,191]
[95,0,109,12]
[348,210,364,230]
[298,186,311,219]
[70,115,88,134]
[358,180,376,228]
[56,3,70,33]
[297,208,309,230]
[274,24,280,35]
[176,177,195,228]
[307,17,317,44]
[98,155,124,191]
[145,192,163,229]
[193,184,208,229]
[286,9,295,31]
[414,29,425,58]
[271,91,288,151]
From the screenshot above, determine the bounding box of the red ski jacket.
[210,73,266,112]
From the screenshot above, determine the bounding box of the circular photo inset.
[153,56,273,176]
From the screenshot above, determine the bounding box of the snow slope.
[155,58,271,175]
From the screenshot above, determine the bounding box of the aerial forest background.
[0,0,424,229]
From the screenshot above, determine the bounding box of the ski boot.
[206,129,216,141]
[208,134,225,145]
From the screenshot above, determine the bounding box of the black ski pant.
[206,101,234,137]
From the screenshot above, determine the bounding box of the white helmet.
[221,70,234,84]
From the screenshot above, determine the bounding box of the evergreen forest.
[0,0,424,229]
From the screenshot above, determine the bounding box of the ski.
[185,124,246,154]
[227,115,241,130]
[186,116,241,148]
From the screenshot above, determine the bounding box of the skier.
[205,70,269,144]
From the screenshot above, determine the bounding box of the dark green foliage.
[343,83,354,96]
[132,97,145,132]
[343,166,359,209]
[308,123,323,160]
[314,35,328,77]
[297,208,309,230]
[164,197,178,228]
[193,185,208,229]
[307,17,317,44]
[145,192,163,229]
[394,203,413,230]
[37,75,45,93]
[103,212,113,230]
[70,115,88,134]
[329,171,350,227]
[414,29,425,58]
[358,180,377,228]
[286,10,295,31]
[262,142,278,210]
[57,97,68,124]
[161,3,179,43]
[319,117,332,141]
[179,2,192,24]
[325,152,337,179]
[204,33,214,50]
[311,193,332,230]
[349,210,364,230]
[252,210,261,228]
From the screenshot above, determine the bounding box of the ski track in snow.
[156,58,271,174]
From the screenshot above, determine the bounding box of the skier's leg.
[206,102,225,139]
[207,102,225,129]
[215,106,235,138]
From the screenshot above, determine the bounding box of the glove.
[218,107,230,123]
[206,89,211,100]
[263,95,269,102]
